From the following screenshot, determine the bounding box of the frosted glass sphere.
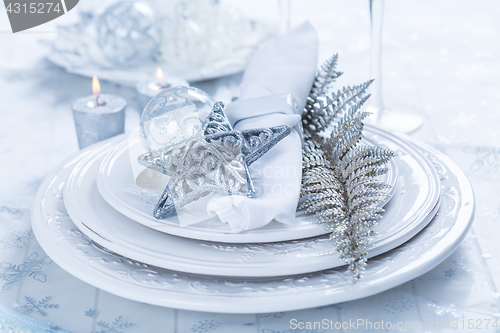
[140,86,216,152]
[97,1,161,67]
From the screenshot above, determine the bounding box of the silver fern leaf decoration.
[302,54,373,138]
[300,55,395,279]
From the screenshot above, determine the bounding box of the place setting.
[32,19,474,314]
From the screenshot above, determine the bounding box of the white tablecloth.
[1,1,499,332]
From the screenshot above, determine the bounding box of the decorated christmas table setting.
[2,1,500,333]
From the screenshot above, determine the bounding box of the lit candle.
[72,76,127,149]
[136,68,189,111]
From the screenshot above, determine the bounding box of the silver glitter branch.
[302,54,373,137]
[300,55,394,279]
[309,54,343,97]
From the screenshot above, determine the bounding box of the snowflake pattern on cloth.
[191,319,220,333]
[0,207,23,220]
[0,229,34,250]
[0,252,52,291]
[383,297,415,314]
[96,316,135,333]
[21,296,59,317]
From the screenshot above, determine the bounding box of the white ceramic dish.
[46,20,275,85]
[48,49,252,85]
[96,127,400,243]
[63,133,439,276]
[32,135,474,313]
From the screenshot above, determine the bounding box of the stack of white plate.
[32,126,474,313]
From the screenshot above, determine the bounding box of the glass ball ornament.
[160,0,216,70]
[97,1,161,68]
[140,86,216,152]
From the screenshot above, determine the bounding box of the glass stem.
[369,0,385,117]
[279,0,291,34]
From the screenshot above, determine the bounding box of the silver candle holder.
[72,77,127,149]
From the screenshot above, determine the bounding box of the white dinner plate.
[48,47,255,85]
[95,127,401,243]
[32,135,474,313]
[63,131,439,276]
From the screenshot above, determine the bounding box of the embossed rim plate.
[95,128,400,243]
[32,134,474,313]
[64,128,439,276]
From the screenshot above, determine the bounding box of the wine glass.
[278,0,291,34]
[366,0,423,133]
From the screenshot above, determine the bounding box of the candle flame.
[92,76,101,95]
[156,67,164,80]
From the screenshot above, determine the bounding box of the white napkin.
[206,21,319,232]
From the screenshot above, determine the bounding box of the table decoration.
[136,85,291,224]
[64,127,440,277]
[96,1,162,68]
[138,97,291,219]
[31,134,474,313]
[300,54,395,278]
[135,67,189,111]
[71,76,126,149]
[158,0,254,71]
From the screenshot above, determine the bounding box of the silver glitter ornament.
[97,1,161,68]
[138,102,291,218]
[300,54,395,280]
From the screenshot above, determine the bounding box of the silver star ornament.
[138,102,291,218]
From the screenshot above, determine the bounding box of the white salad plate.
[32,134,474,313]
[63,131,439,276]
[95,126,402,243]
